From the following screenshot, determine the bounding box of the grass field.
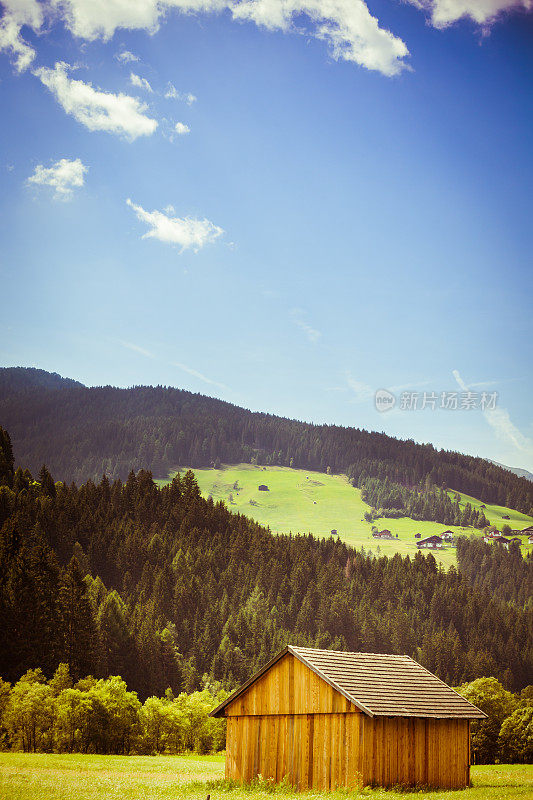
[159,464,533,569]
[1,753,531,800]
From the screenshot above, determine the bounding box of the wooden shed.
[210,646,486,791]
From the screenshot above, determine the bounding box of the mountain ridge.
[0,367,532,515]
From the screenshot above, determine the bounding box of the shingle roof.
[290,646,486,719]
[210,645,486,719]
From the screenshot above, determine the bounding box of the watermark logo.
[375,388,498,412]
[375,389,396,412]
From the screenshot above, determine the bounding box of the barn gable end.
[224,651,362,716]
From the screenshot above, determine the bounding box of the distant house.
[484,528,500,539]
[331,529,338,536]
[417,535,443,550]
[258,484,269,491]
[441,530,454,542]
[373,529,394,540]
[492,535,510,550]
[520,525,533,535]
[502,515,510,520]
[415,533,421,539]
[528,534,533,545]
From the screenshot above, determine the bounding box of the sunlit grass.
[1,754,531,800]
[158,464,533,568]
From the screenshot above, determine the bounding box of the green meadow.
[1,753,531,800]
[160,464,533,568]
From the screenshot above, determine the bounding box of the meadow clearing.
[0,753,531,800]
[160,464,533,568]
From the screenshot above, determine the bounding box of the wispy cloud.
[171,361,230,391]
[291,309,321,343]
[130,72,153,92]
[165,83,197,104]
[114,339,230,392]
[34,62,158,140]
[453,369,533,460]
[126,198,224,252]
[27,157,87,199]
[115,50,140,63]
[346,374,373,402]
[116,339,155,358]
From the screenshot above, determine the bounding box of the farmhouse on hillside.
[416,535,443,549]
[258,484,269,491]
[210,645,485,790]
[372,529,394,540]
[492,535,511,549]
[441,530,454,542]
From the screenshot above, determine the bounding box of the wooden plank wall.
[226,653,359,716]
[226,713,362,790]
[359,716,470,789]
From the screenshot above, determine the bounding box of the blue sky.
[1,0,532,471]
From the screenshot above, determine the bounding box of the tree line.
[0,663,226,755]
[360,476,490,527]
[1,368,532,515]
[1,427,531,702]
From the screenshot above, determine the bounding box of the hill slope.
[161,464,533,568]
[1,367,532,516]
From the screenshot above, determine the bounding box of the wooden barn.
[210,646,485,791]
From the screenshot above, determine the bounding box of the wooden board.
[225,652,360,716]
[226,713,362,791]
[359,715,470,789]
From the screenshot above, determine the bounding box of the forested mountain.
[1,367,532,514]
[1,427,531,700]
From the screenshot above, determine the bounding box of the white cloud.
[130,71,153,92]
[232,0,410,76]
[115,49,140,63]
[34,62,158,139]
[174,121,190,134]
[51,0,226,40]
[171,360,229,390]
[453,369,533,460]
[27,156,87,199]
[126,198,224,251]
[346,374,373,402]
[408,0,532,27]
[50,0,409,76]
[165,83,197,104]
[116,339,155,358]
[291,308,321,343]
[0,0,43,72]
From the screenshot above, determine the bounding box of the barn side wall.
[358,716,470,789]
[225,714,470,790]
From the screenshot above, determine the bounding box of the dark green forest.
[1,426,531,704]
[1,367,532,516]
[360,476,490,527]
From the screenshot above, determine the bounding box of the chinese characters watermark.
[375,389,498,412]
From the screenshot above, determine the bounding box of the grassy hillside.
[0,754,531,800]
[160,464,533,568]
